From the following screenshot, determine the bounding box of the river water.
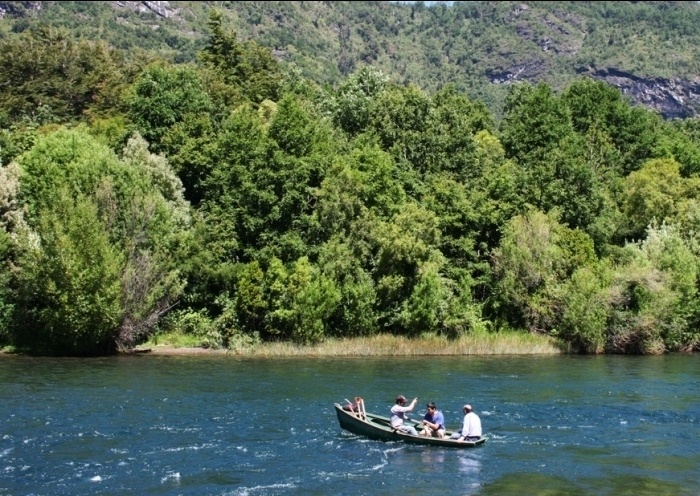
[1,354,698,495]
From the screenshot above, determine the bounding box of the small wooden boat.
[334,400,486,448]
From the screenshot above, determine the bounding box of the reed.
[227,331,565,357]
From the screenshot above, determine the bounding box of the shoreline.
[130,332,566,357]
[2,332,567,357]
[131,346,231,356]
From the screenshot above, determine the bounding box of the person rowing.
[390,395,418,435]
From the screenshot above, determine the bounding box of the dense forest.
[1,1,700,118]
[2,4,700,356]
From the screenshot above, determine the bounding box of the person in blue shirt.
[421,401,446,438]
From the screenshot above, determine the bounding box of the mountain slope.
[1,1,699,118]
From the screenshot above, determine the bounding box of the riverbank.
[134,331,566,357]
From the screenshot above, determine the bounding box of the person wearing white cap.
[451,404,482,441]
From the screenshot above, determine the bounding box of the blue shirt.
[424,410,445,429]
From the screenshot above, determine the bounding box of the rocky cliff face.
[0,1,40,19]
[588,68,700,119]
[112,1,179,19]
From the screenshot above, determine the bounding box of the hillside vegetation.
[1,4,700,356]
[1,1,699,117]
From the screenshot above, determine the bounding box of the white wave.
[382,446,405,455]
[90,475,102,482]
[161,472,181,484]
[229,482,296,495]
[162,442,216,452]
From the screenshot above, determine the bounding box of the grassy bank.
[140,330,566,357]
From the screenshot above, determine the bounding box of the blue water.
[1,354,699,495]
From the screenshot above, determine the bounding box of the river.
[1,354,698,495]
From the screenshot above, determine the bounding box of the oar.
[406,417,424,431]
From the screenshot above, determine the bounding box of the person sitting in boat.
[421,401,446,438]
[390,395,418,435]
[342,397,363,414]
[451,404,482,441]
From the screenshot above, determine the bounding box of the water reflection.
[457,452,481,475]
[457,452,482,496]
[419,447,445,469]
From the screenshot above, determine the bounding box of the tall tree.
[7,127,190,355]
[128,63,212,154]
[199,10,282,104]
[0,25,125,124]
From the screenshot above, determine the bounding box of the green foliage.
[491,210,596,334]
[199,10,282,104]
[12,191,123,355]
[2,1,700,122]
[557,263,612,353]
[637,223,699,351]
[235,257,340,344]
[373,202,443,331]
[329,66,390,136]
[0,25,125,124]
[656,119,700,177]
[500,83,574,163]
[314,236,378,338]
[398,258,449,336]
[0,229,13,343]
[622,158,685,239]
[0,124,38,166]
[605,223,700,354]
[202,95,334,265]
[159,112,216,205]
[128,63,212,153]
[369,84,434,174]
[288,257,341,344]
[4,3,700,355]
[7,127,189,355]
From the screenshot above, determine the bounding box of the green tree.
[329,66,390,136]
[199,10,282,104]
[317,237,378,337]
[607,224,699,354]
[557,263,612,353]
[499,83,573,163]
[491,209,595,334]
[0,25,125,124]
[204,95,334,264]
[561,78,663,176]
[8,127,189,355]
[373,201,444,332]
[12,192,123,355]
[128,63,212,153]
[622,158,685,240]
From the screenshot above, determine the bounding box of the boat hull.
[334,403,486,448]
